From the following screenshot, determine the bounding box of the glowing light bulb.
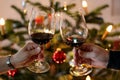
[0,18,5,25]
[106,25,113,32]
[64,2,67,11]
[82,0,88,14]
[86,75,91,80]
[82,0,88,8]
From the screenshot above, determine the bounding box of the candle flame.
[106,25,112,32]
[64,2,67,11]
[82,0,88,8]
[86,75,91,80]
[0,18,5,25]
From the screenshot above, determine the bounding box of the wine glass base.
[69,64,92,76]
[27,61,50,73]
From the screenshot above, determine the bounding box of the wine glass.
[59,11,92,76]
[27,8,55,73]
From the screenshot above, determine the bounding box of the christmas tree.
[0,0,120,80]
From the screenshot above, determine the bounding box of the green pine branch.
[87,4,109,17]
[85,4,109,24]
[58,3,76,12]
[26,0,50,13]
[2,47,17,54]
[6,19,24,28]
[11,5,26,22]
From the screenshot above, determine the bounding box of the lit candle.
[22,0,27,14]
[101,25,113,40]
[64,1,67,11]
[82,0,88,14]
[0,18,5,35]
[86,75,91,80]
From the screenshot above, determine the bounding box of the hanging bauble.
[52,48,66,64]
[7,69,17,77]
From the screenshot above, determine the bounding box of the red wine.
[31,32,53,45]
[65,36,85,47]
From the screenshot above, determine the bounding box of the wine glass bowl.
[27,8,55,73]
[59,11,92,76]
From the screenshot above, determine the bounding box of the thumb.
[28,47,41,55]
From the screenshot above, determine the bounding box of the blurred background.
[0,0,120,80]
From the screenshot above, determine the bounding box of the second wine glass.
[59,11,92,76]
[27,8,55,73]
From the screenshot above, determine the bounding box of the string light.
[22,0,27,14]
[0,18,5,35]
[86,75,91,80]
[82,0,88,14]
[64,2,67,11]
[101,25,113,40]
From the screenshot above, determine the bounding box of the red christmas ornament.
[52,48,66,64]
[7,69,17,77]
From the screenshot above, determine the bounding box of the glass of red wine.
[59,11,92,76]
[27,8,55,73]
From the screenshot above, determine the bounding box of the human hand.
[11,42,42,68]
[74,43,109,68]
